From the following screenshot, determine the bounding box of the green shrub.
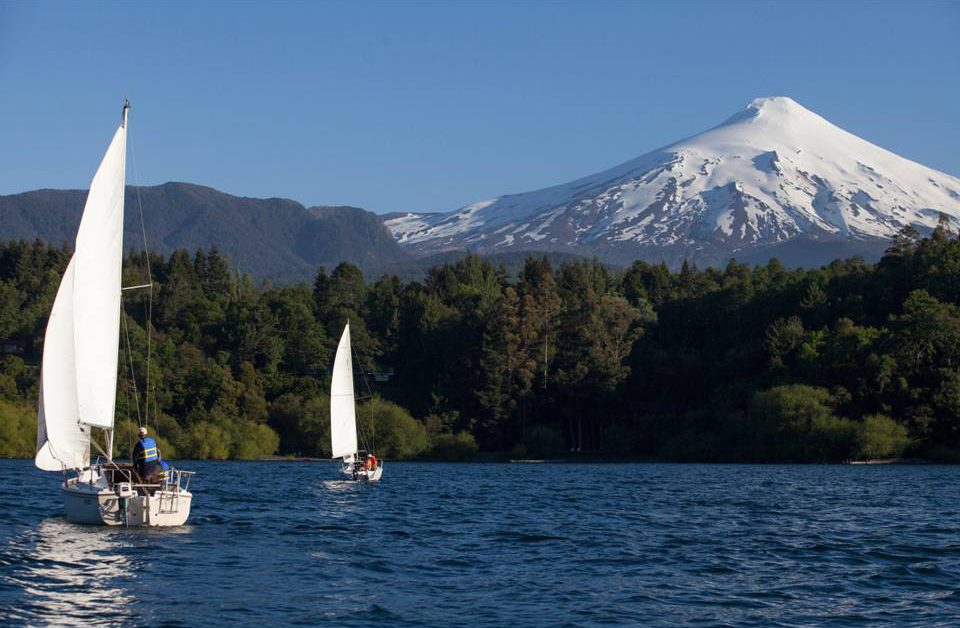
[429,431,478,460]
[230,421,280,459]
[854,414,911,460]
[174,421,230,460]
[268,393,330,458]
[0,399,35,457]
[0,356,29,401]
[749,385,856,461]
[357,397,428,459]
[806,413,857,462]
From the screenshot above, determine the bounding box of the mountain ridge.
[0,181,411,282]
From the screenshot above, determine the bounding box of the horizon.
[0,1,958,214]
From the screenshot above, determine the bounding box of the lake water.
[1,460,959,626]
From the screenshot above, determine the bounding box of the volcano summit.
[387,97,960,267]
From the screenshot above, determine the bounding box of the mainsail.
[36,107,127,471]
[330,323,358,459]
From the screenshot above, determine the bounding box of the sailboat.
[330,322,383,481]
[35,102,194,526]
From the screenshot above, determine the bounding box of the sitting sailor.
[159,459,173,487]
[132,426,164,484]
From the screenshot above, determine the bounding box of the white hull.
[341,462,384,482]
[62,473,192,527]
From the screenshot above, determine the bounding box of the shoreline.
[1,455,946,465]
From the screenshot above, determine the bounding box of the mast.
[106,99,129,463]
[106,100,129,463]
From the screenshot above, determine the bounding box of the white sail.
[73,114,127,429]
[36,259,89,471]
[36,108,127,470]
[330,323,358,459]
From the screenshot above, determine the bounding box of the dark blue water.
[1,461,959,627]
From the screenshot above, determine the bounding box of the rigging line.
[129,134,155,434]
[152,396,161,439]
[89,434,124,474]
[120,302,143,428]
[123,349,133,458]
[351,343,378,401]
[351,341,377,453]
[147,285,156,437]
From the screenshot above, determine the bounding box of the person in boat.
[132,426,164,484]
[368,454,378,470]
[160,459,172,486]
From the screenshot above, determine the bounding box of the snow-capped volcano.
[387,97,960,266]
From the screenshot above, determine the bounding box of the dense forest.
[2,218,960,463]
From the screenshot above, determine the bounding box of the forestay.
[330,323,358,459]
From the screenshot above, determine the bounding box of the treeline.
[2,219,960,463]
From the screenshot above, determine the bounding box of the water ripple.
[2,461,960,626]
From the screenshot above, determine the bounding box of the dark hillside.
[0,182,411,281]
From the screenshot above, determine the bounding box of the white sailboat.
[35,102,194,526]
[330,322,383,481]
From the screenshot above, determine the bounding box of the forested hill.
[0,182,410,282]
[1,221,960,463]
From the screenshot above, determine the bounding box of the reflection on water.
[320,478,363,492]
[2,519,138,626]
[317,476,374,531]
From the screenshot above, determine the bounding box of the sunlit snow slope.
[387,97,960,266]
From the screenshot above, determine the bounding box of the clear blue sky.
[1,1,957,214]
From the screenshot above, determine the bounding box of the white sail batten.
[36,259,89,471]
[73,116,127,429]
[330,323,358,459]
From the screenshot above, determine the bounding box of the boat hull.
[341,463,384,482]
[63,480,192,527]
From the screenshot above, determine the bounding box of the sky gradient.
[0,1,957,214]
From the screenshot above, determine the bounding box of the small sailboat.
[330,322,383,481]
[35,102,194,526]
